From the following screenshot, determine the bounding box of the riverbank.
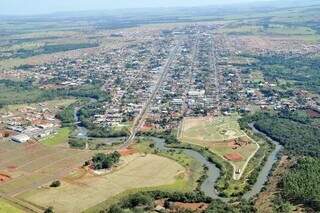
[71,112,284,203]
[151,122,283,200]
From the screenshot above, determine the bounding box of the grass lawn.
[180,115,245,142]
[180,115,259,180]
[41,127,71,146]
[250,70,265,83]
[0,199,24,213]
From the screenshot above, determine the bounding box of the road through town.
[122,42,181,148]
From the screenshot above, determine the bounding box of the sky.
[0,0,271,15]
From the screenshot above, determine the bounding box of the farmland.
[179,115,259,180]
[19,154,186,213]
[0,141,93,197]
[0,199,23,213]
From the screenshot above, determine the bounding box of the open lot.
[19,154,185,213]
[0,140,93,197]
[179,116,259,179]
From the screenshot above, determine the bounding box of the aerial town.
[0,1,320,213]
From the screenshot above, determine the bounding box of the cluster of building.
[0,103,61,143]
[1,23,319,140]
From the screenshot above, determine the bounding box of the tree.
[205,200,235,213]
[92,152,121,170]
[283,158,320,210]
[108,205,124,213]
[122,193,154,209]
[50,180,61,187]
[44,207,54,213]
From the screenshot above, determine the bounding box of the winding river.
[74,119,283,200]
[151,137,222,199]
[74,107,88,139]
[150,123,283,200]
[242,123,283,199]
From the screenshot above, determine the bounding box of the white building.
[11,134,30,143]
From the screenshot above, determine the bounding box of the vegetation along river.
[151,123,283,201]
[74,119,283,200]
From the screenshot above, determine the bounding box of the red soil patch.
[0,130,15,138]
[227,137,250,149]
[118,148,136,156]
[0,174,11,182]
[7,165,17,172]
[227,140,239,148]
[306,109,320,118]
[140,124,155,133]
[224,152,244,161]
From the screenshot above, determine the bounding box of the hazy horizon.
[1,0,274,16]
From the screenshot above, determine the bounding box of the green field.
[218,25,263,34]
[41,127,71,146]
[180,115,245,142]
[1,99,76,112]
[180,115,259,180]
[217,22,320,42]
[0,199,24,213]
[250,70,265,83]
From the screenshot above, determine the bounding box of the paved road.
[209,36,220,112]
[182,37,199,115]
[121,43,181,148]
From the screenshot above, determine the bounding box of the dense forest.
[254,115,320,157]
[0,80,109,106]
[240,111,320,211]
[282,158,320,210]
[240,111,320,157]
[252,55,320,92]
[106,191,254,213]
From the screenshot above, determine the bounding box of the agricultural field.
[132,138,203,191]
[0,199,24,213]
[0,140,93,197]
[19,153,186,213]
[179,115,259,180]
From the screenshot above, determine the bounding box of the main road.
[209,35,220,112]
[121,42,181,148]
